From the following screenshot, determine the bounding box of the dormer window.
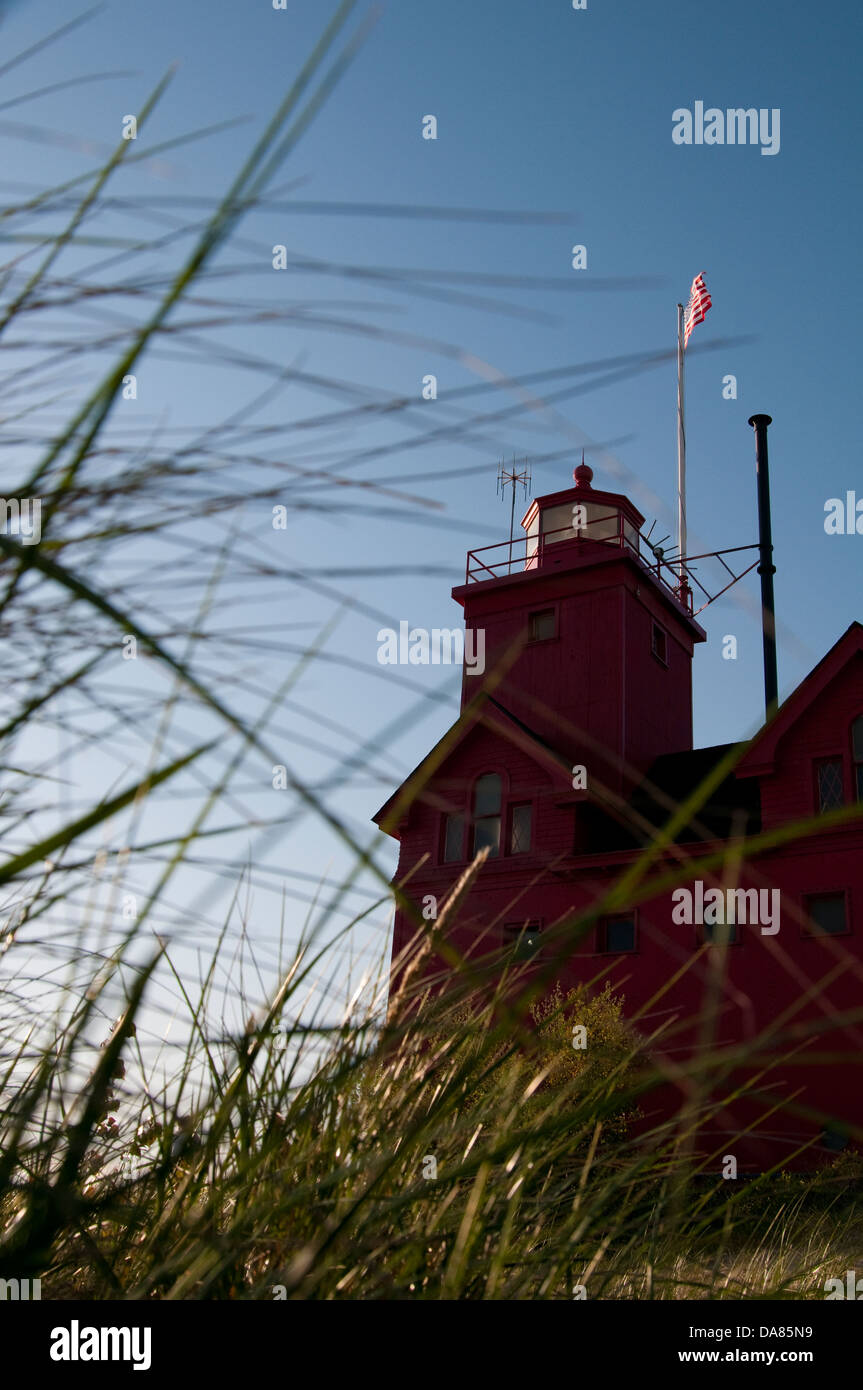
[814,723,863,814]
[817,758,844,813]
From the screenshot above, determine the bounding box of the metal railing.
[465,511,694,612]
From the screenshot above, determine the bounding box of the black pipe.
[748,414,778,720]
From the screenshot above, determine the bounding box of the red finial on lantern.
[573,449,593,489]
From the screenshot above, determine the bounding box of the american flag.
[683,272,711,347]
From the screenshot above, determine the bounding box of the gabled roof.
[372,693,573,836]
[736,621,863,777]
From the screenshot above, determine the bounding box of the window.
[598,915,636,953]
[702,919,738,946]
[816,759,844,813]
[502,920,542,959]
[853,717,863,801]
[803,892,848,937]
[651,622,668,664]
[442,813,464,864]
[472,773,501,858]
[528,608,556,642]
[509,803,532,854]
[447,777,528,863]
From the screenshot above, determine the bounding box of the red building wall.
[455,547,702,786]
[376,471,863,1169]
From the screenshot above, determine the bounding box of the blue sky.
[2,0,861,1039]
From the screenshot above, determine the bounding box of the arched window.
[472,773,502,857]
[853,717,863,802]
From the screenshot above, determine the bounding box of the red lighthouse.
[374,456,863,1168]
[455,459,705,792]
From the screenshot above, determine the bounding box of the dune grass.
[0,3,861,1302]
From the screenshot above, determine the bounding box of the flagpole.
[676,301,686,592]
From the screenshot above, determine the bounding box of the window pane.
[605,917,635,952]
[510,804,532,854]
[528,609,555,641]
[818,760,843,812]
[443,814,463,863]
[503,921,542,959]
[473,773,501,816]
[652,624,667,663]
[540,503,575,542]
[806,894,847,936]
[853,717,863,762]
[473,816,500,857]
[704,919,737,945]
[857,763,863,803]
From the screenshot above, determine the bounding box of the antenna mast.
[497,456,532,574]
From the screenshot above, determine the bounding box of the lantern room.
[523,459,645,571]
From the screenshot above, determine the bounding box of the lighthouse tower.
[373,460,708,964]
[453,460,706,796]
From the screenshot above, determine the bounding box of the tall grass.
[0,4,861,1301]
[2,889,862,1300]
